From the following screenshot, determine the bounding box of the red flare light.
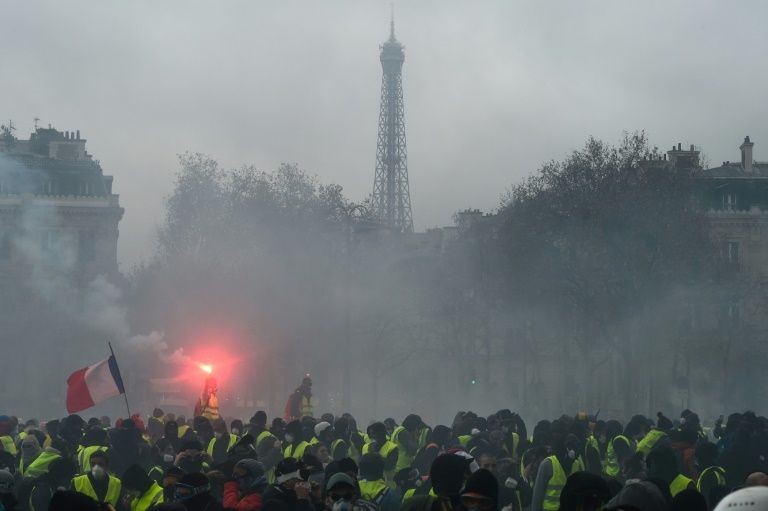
[199,364,213,374]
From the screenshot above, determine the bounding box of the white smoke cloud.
[123,331,192,366]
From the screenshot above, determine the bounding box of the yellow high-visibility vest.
[359,479,389,504]
[73,474,122,507]
[636,429,666,456]
[300,395,313,418]
[697,466,726,492]
[24,450,61,478]
[283,441,310,460]
[206,433,238,457]
[0,436,16,456]
[77,445,108,473]
[603,435,630,478]
[670,473,694,497]
[130,481,164,511]
[543,455,567,511]
[363,440,398,487]
[392,426,415,472]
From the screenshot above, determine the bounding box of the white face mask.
[91,465,106,479]
[567,449,576,460]
[285,434,294,443]
[163,454,175,463]
[214,432,223,440]
[232,428,240,436]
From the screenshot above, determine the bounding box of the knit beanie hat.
[461,468,498,505]
[235,459,265,479]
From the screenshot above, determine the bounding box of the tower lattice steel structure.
[372,17,413,233]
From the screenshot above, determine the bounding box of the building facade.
[0,126,123,283]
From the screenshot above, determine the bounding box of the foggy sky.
[4,1,768,268]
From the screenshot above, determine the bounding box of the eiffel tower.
[371,15,413,233]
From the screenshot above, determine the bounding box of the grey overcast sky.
[3,1,768,268]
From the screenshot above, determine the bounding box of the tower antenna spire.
[390,3,395,40]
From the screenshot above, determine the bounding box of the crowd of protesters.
[2,405,768,511]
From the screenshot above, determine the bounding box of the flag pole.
[108,342,131,417]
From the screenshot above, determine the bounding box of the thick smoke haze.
[3,1,768,267]
[2,2,767,426]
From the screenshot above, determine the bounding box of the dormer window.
[722,192,737,210]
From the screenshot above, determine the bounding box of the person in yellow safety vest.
[392,415,423,473]
[636,413,673,456]
[413,420,431,452]
[24,447,63,479]
[194,377,221,421]
[359,452,402,511]
[207,418,239,464]
[284,376,314,422]
[329,417,351,461]
[122,464,164,511]
[646,445,695,498]
[19,432,45,477]
[245,412,281,484]
[531,431,580,511]
[363,422,399,488]
[71,451,122,508]
[0,414,17,457]
[312,421,332,448]
[177,415,192,440]
[283,420,310,460]
[147,408,166,444]
[696,441,727,508]
[602,420,633,481]
[77,426,111,473]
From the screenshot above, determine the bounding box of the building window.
[721,241,740,265]
[722,192,737,210]
[79,230,96,262]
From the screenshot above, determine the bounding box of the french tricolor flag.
[66,356,126,413]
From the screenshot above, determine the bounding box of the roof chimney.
[740,136,754,172]
[76,130,80,140]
